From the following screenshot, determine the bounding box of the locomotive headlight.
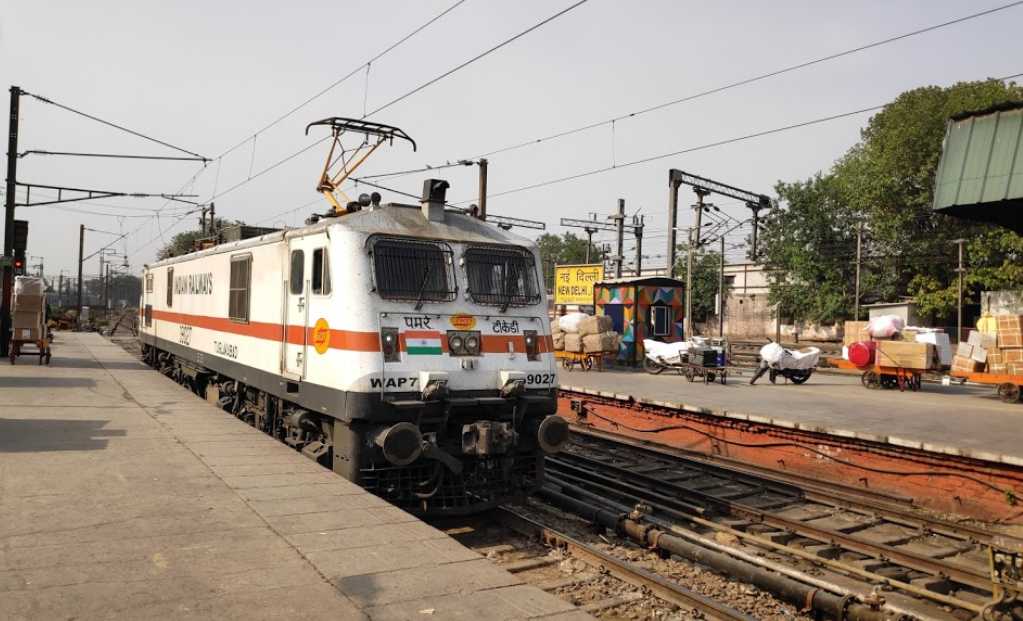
[381,327,400,362]
[523,330,539,361]
[447,330,481,356]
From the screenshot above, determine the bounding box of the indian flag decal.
[405,330,443,355]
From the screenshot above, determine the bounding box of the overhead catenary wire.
[441,1,1023,163]
[215,0,469,160]
[206,1,592,206]
[23,90,209,160]
[366,0,591,117]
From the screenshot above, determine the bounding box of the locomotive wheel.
[861,371,880,389]
[644,357,665,375]
[997,382,1021,404]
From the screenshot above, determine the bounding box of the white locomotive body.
[139,191,566,514]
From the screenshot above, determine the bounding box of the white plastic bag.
[759,342,820,370]
[643,339,690,365]
[867,314,904,338]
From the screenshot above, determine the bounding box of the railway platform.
[0,333,590,621]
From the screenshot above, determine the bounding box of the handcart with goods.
[947,370,1023,404]
[9,276,52,365]
[833,339,931,392]
[555,349,607,371]
[643,338,729,385]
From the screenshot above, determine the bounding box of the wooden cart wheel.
[706,372,716,384]
[45,351,52,365]
[861,371,880,389]
[562,358,572,371]
[720,370,727,385]
[583,356,594,371]
[997,382,1021,404]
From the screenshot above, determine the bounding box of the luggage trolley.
[9,331,52,365]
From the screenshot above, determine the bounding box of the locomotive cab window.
[229,254,252,322]
[312,248,331,295]
[166,268,174,307]
[289,250,304,295]
[371,238,455,303]
[464,246,540,308]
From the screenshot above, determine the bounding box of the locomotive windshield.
[464,246,541,309]
[372,238,456,303]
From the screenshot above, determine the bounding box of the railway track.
[437,506,763,620]
[541,428,1022,620]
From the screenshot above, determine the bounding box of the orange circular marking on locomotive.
[450,314,476,330]
[312,318,331,354]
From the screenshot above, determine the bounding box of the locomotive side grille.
[360,454,540,514]
[464,246,541,307]
[372,238,456,302]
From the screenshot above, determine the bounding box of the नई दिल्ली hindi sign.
[554,264,604,306]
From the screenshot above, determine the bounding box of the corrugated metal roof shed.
[932,101,1023,232]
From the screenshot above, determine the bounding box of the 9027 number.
[526,373,556,385]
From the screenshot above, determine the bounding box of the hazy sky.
[3,0,1021,278]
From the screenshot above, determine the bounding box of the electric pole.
[854,222,863,321]
[1,85,22,357]
[633,215,644,277]
[953,238,966,343]
[613,199,625,278]
[77,224,85,322]
[685,227,694,338]
[477,158,488,221]
[718,236,725,337]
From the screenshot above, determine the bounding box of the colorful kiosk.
[593,276,686,365]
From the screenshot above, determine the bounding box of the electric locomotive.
[139,124,567,514]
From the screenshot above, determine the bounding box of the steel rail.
[549,450,992,592]
[569,425,998,545]
[494,506,756,621]
[542,472,986,616]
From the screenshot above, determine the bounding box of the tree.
[537,232,604,287]
[761,78,1023,323]
[673,243,726,323]
[157,218,240,260]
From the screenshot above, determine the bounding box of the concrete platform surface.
[0,332,588,621]
[560,367,1023,465]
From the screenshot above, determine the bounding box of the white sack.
[759,343,820,370]
[867,314,904,338]
[643,339,690,365]
[558,312,589,333]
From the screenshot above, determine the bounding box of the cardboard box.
[876,340,935,370]
[13,327,42,342]
[563,333,583,353]
[12,294,44,313]
[990,363,1008,374]
[843,321,871,345]
[1009,362,1023,376]
[900,329,919,342]
[956,342,973,358]
[951,355,982,374]
[12,310,41,330]
[996,314,1023,333]
[1003,348,1023,363]
[552,333,565,351]
[967,330,997,349]
[971,347,988,364]
[999,332,1023,348]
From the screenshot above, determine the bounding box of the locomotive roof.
[147,203,536,269]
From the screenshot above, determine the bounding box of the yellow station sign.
[554,263,604,306]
